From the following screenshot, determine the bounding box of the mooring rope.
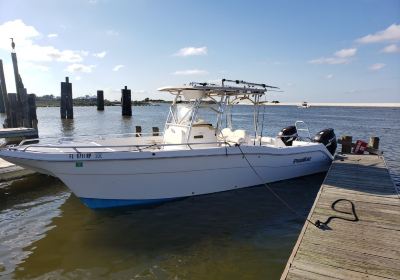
[235,144,319,227]
[315,199,358,230]
[235,144,359,230]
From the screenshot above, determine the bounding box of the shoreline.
[261,102,400,108]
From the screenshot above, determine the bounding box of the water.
[0,105,399,279]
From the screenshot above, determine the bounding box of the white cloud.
[325,74,334,79]
[93,51,107,58]
[65,64,95,73]
[309,57,349,65]
[106,29,119,36]
[132,89,146,94]
[47,33,58,38]
[112,64,124,71]
[381,44,400,53]
[16,61,50,72]
[172,69,208,75]
[52,49,87,63]
[334,48,357,58]
[174,46,207,57]
[368,63,385,71]
[0,19,39,49]
[309,48,357,65]
[0,19,87,63]
[75,76,82,80]
[356,24,400,44]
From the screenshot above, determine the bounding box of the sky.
[0,0,399,102]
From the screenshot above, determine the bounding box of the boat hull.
[0,145,332,208]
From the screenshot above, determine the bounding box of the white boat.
[298,101,311,108]
[0,79,337,209]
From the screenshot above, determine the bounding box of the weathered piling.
[97,90,104,111]
[135,126,142,137]
[11,51,30,127]
[368,136,380,151]
[28,94,38,130]
[340,135,352,154]
[121,86,132,116]
[0,42,38,136]
[7,93,18,128]
[60,77,73,119]
[0,59,7,114]
[152,127,160,136]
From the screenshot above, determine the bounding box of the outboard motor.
[278,126,298,146]
[312,128,337,155]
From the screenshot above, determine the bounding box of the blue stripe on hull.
[80,197,178,209]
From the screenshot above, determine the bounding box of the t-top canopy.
[158,80,279,98]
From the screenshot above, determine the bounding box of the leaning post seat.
[220,128,248,145]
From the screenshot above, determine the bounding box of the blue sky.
[0,0,399,102]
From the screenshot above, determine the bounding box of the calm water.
[0,105,399,279]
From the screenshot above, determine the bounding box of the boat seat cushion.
[220,128,247,144]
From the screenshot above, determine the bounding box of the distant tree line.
[35,95,170,107]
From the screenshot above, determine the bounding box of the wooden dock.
[281,154,400,280]
[0,158,35,182]
[0,127,37,139]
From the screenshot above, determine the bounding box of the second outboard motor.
[312,128,337,155]
[278,126,298,146]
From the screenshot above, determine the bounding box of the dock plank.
[0,158,35,182]
[281,154,400,280]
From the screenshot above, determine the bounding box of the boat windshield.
[159,79,279,145]
[172,104,193,125]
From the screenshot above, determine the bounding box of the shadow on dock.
[323,159,397,196]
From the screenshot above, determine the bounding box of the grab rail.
[18,132,164,146]
[295,121,311,141]
[13,140,230,154]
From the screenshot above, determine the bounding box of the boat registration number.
[68,153,103,159]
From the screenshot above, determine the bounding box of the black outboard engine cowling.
[278,126,298,146]
[312,128,337,155]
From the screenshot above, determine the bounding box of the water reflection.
[60,119,75,137]
[10,174,324,279]
[121,116,135,134]
[0,175,70,278]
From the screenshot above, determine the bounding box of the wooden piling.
[97,90,104,111]
[340,135,352,154]
[152,127,159,136]
[7,93,19,128]
[11,52,30,126]
[0,59,7,114]
[61,77,73,119]
[135,126,142,137]
[28,94,38,130]
[368,136,380,150]
[0,47,38,131]
[121,86,132,116]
